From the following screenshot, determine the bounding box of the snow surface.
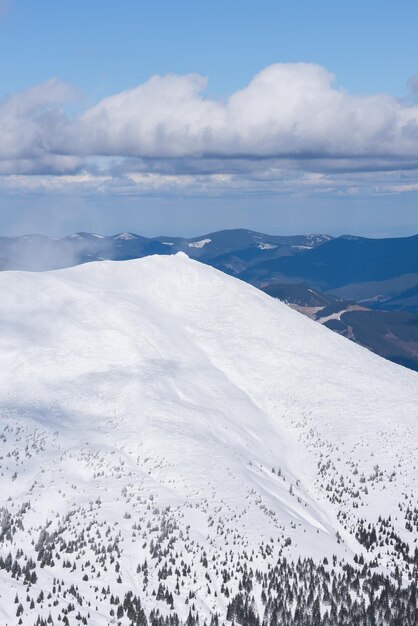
[114,232,138,240]
[0,254,417,624]
[187,238,212,248]
[257,243,278,250]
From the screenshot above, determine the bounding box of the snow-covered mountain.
[0,254,417,626]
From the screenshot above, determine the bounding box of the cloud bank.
[74,64,418,160]
[2,63,418,196]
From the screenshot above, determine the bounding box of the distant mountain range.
[239,234,418,315]
[262,283,418,372]
[0,229,332,272]
[2,228,418,371]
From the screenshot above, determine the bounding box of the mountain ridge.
[4,228,418,373]
[0,254,417,624]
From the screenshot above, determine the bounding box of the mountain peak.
[0,255,417,623]
[113,231,139,240]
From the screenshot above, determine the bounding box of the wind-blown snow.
[0,254,417,624]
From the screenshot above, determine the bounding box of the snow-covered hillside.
[0,254,417,626]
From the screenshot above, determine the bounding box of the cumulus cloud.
[0,79,83,174]
[2,64,418,195]
[75,73,223,158]
[71,63,418,161]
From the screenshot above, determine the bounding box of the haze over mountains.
[0,230,331,273]
[0,254,417,625]
[3,229,418,316]
[2,229,418,372]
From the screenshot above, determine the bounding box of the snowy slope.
[0,253,417,625]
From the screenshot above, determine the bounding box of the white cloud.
[387,182,418,192]
[75,73,223,158]
[0,79,82,173]
[2,164,418,202]
[72,63,418,161]
[2,64,418,196]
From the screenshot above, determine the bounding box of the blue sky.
[1,0,418,237]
